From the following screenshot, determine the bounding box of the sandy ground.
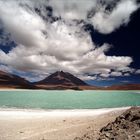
[0,108,129,140]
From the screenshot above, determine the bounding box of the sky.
[0,0,140,86]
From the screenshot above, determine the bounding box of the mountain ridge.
[105,83,140,90]
[0,70,35,89]
[0,70,140,90]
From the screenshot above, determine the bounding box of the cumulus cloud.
[49,0,139,34]
[116,67,135,73]
[0,64,13,73]
[124,73,130,76]
[49,0,97,20]
[135,69,140,74]
[110,71,122,77]
[0,0,138,81]
[0,0,137,34]
[90,0,139,33]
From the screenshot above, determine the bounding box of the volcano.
[34,71,90,90]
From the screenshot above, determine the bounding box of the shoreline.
[0,89,140,91]
[0,107,132,140]
[0,107,130,119]
[0,106,131,111]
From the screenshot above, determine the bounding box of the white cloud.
[121,80,130,83]
[135,69,140,74]
[89,0,139,33]
[0,0,137,81]
[0,64,13,73]
[49,0,97,20]
[100,73,110,78]
[116,67,135,73]
[48,0,139,34]
[0,1,46,48]
[77,75,97,81]
[110,71,122,77]
[124,73,130,76]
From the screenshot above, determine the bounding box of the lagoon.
[0,90,140,109]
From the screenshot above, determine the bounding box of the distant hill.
[105,84,140,90]
[0,70,35,89]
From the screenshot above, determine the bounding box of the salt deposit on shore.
[0,107,129,140]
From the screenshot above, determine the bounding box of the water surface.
[0,90,140,109]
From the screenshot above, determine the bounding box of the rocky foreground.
[75,107,140,140]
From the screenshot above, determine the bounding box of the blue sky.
[0,0,140,86]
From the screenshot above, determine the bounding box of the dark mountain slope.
[35,71,88,86]
[0,70,35,89]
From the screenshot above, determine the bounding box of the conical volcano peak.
[55,71,65,75]
[35,71,88,86]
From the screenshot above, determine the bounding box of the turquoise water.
[0,90,140,109]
